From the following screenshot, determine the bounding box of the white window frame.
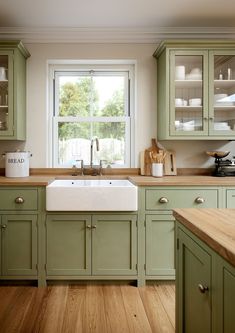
[47,61,136,168]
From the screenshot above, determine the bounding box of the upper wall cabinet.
[154,40,235,140]
[0,41,30,140]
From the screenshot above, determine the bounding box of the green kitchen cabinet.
[225,189,235,208]
[46,213,137,278]
[145,214,175,277]
[176,221,235,333]
[1,214,38,276]
[154,40,235,140]
[92,215,137,275]
[141,186,219,282]
[46,214,91,276]
[176,226,212,333]
[0,41,30,140]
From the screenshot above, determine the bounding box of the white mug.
[0,67,6,80]
[152,163,163,177]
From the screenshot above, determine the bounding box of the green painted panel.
[2,215,37,276]
[92,215,137,275]
[146,214,175,276]
[177,228,211,333]
[225,190,235,208]
[46,214,91,276]
[0,216,1,275]
[0,189,38,210]
[146,188,218,211]
[223,266,235,333]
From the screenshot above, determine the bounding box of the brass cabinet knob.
[198,284,209,293]
[92,225,97,229]
[15,197,24,204]
[1,224,7,229]
[86,225,92,229]
[159,197,169,204]
[195,197,205,204]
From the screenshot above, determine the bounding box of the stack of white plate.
[214,122,231,130]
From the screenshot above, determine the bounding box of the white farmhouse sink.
[46,179,138,211]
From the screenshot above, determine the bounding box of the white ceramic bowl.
[189,98,202,106]
[175,98,183,106]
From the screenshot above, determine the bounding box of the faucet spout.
[90,137,99,168]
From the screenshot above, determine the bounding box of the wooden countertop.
[129,175,235,186]
[173,208,235,267]
[1,175,235,186]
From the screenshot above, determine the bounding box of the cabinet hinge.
[177,238,179,250]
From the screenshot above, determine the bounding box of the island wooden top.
[1,175,235,186]
[173,208,235,267]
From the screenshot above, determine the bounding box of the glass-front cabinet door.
[0,51,13,137]
[169,50,208,136]
[209,51,235,136]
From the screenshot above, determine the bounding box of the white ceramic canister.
[152,163,164,177]
[3,151,32,177]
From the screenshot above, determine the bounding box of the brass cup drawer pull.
[198,284,209,293]
[15,197,24,204]
[159,197,169,204]
[195,197,205,204]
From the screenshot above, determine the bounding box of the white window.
[49,63,135,168]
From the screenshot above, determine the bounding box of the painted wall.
[0,42,234,169]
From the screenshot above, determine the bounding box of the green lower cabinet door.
[92,215,137,275]
[177,228,212,333]
[145,214,175,277]
[46,215,91,276]
[216,257,235,333]
[2,215,37,276]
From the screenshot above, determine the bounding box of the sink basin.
[46,179,138,211]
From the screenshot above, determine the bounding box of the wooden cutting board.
[144,138,160,176]
[164,150,177,175]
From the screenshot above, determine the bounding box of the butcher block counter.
[173,208,235,267]
[2,174,235,186]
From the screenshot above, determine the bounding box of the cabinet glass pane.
[213,55,235,132]
[174,55,203,132]
[0,55,8,132]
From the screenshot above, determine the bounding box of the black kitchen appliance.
[207,151,235,177]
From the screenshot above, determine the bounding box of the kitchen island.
[173,208,235,333]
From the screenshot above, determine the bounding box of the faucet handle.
[99,159,107,175]
[75,159,84,175]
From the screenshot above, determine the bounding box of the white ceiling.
[1,0,235,42]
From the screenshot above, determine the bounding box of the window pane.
[93,76,125,116]
[58,74,126,117]
[57,122,126,166]
[58,76,94,117]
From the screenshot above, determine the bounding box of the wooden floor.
[0,282,175,333]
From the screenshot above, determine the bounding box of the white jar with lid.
[2,151,32,177]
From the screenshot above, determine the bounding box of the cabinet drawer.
[145,189,218,210]
[0,189,38,210]
[226,190,235,208]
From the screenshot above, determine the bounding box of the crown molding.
[0,26,235,43]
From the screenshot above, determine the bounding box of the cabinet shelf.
[175,80,202,88]
[214,80,235,88]
[214,105,235,111]
[175,106,202,111]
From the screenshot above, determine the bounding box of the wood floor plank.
[102,285,130,333]
[61,285,86,333]
[82,284,108,332]
[139,285,175,333]
[0,286,18,324]
[0,286,35,333]
[19,287,52,333]
[38,286,68,333]
[121,285,152,333]
[154,284,175,328]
